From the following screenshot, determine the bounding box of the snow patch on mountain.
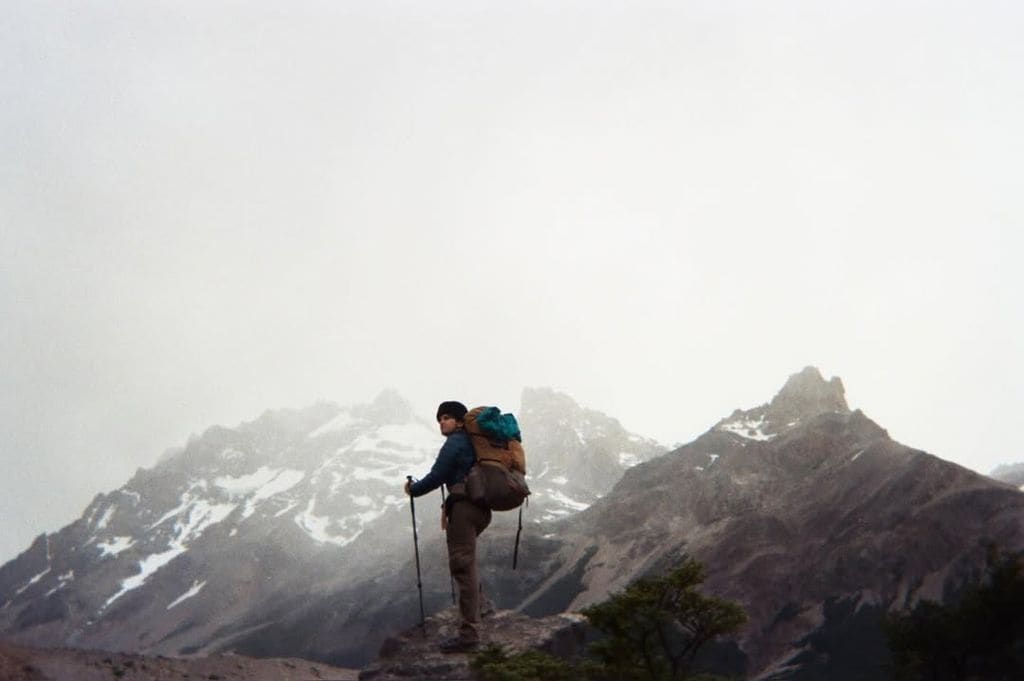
[354,505,388,525]
[167,498,237,545]
[215,467,291,496]
[294,499,352,547]
[542,490,589,514]
[95,505,116,530]
[274,501,299,518]
[45,571,74,597]
[349,465,403,485]
[97,537,135,558]
[167,580,206,610]
[322,470,345,495]
[309,411,362,438]
[103,494,237,610]
[348,424,440,456]
[718,415,776,441]
[618,452,641,467]
[149,485,236,535]
[214,467,305,519]
[15,569,51,596]
[220,447,247,461]
[382,495,405,507]
[293,490,409,547]
[313,423,440,487]
[104,548,184,609]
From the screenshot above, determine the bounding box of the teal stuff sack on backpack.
[474,406,522,442]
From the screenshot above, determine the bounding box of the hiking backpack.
[462,406,530,512]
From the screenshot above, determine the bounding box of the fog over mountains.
[0,387,663,666]
[2,368,1022,680]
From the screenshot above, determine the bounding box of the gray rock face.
[519,387,666,521]
[764,365,848,427]
[511,368,1024,680]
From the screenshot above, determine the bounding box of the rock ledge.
[359,607,587,680]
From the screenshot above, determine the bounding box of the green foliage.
[884,545,1024,681]
[472,558,747,681]
[582,558,747,681]
[470,644,574,681]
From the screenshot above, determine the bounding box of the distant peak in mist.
[353,388,416,424]
[767,366,849,422]
[520,386,584,412]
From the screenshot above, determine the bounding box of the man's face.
[438,414,462,435]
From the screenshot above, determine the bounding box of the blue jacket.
[409,430,476,497]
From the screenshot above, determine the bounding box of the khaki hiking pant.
[446,499,492,642]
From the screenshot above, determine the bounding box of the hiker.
[404,400,492,653]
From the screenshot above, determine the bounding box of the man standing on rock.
[404,400,491,653]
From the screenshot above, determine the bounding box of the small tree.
[471,558,746,681]
[581,558,747,681]
[471,644,574,681]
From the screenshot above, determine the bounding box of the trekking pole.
[513,506,524,570]
[440,485,456,605]
[406,476,426,636]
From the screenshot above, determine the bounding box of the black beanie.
[436,401,468,422]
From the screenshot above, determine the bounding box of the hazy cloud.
[2,1,1022,562]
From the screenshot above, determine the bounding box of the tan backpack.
[463,406,530,512]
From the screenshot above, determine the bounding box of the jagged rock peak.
[766,366,848,423]
[244,401,341,435]
[520,386,582,414]
[353,389,415,423]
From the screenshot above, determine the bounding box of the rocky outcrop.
[359,607,587,681]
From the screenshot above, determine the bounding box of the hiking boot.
[438,636,479,654]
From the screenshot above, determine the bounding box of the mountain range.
[508,368,1024,679]
[0,388,663,667]
[2,368,1022,680]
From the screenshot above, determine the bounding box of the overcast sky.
[2,1,1021,565]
